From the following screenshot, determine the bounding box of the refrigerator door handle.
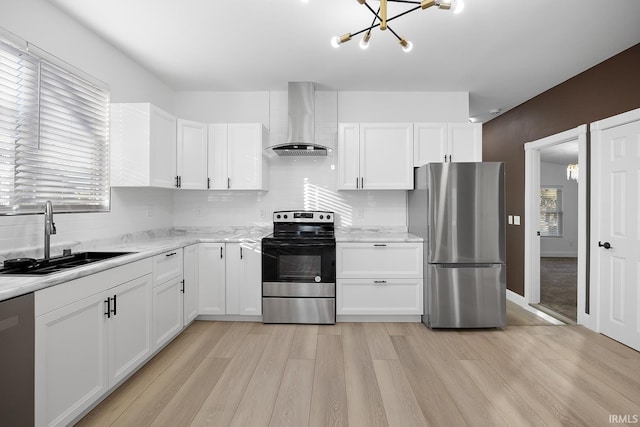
[432,263,502,268]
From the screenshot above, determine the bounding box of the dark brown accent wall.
[483,43,640,296]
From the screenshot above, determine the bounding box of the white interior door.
[591,108,640,352]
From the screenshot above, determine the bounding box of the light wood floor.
[77,303,640,427]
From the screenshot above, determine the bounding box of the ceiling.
[47,0,640,123]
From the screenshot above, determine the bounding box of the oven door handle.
[262,241,335,248]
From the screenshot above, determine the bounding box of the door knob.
[598,241,612,249]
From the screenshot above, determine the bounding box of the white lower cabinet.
[152,249,184,351]
[338,278,423,315]
[152,277,184,350]
[225,241,262,316]
[198,243,226,315]
[35,260,152,427]
[183,244,200,324]
[336,242,423,316]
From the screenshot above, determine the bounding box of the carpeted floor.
[540,257,577,321]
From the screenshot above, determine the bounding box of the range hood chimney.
[268,82,330,157]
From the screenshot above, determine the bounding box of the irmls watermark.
[609,414,639,424]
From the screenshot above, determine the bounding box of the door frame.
[523,124,592,328]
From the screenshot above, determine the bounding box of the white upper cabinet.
[338,123,414,190]
[207,123,269,190]
[176,119,208,189]
[111,103,177,188]
[414,122,482,166]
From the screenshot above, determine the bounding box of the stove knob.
[283,214,288,219]
[327,214,331,220]
[319,215,324,220]
[276,214,281,219]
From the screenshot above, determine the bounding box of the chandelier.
[331,0,465,53]
[566,164,579,181]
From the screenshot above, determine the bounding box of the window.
[539,187,563,237]
[0,35,110,215]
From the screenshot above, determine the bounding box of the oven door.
[262,239,335,297]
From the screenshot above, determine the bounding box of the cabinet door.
[152,278,184,350]
[177,119,208,189]
[110,103,152,187]
[227,123,265,190]
[448,123,482,162]
[207,123,229,190]
[359,123,414,189]
[337,123,360,190]
[149,105,177,188]
[226,242,262,316]
[337,278,423,315]
[108,274,152,386]
[198,243,226,315]
[414,122,448,166]
[183,244,200,323]
[35,293,108,427]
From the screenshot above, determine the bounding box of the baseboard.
[507,290,565,325]
[540,253,578,257]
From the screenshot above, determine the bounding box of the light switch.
[508,215,513,225]
[514,215,521,226]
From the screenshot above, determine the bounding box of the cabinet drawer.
[337,278,423,315]
[336,243,423,278]
[152,248,183,286]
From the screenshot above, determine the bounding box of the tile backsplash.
[172,154,408,228]
[0,158,408,256]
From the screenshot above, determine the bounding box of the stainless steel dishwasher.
[0,292,34,426]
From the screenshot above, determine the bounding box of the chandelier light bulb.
[400,39,414,53]
[331,36,341,48]
[451,0,465,14]
[360,32,372,50]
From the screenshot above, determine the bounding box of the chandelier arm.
[363,2,421,27]
[387,0,422,4]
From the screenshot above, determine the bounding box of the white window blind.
[539,187,563,237]
[0,37,110,215]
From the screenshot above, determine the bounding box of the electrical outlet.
[146,206,153,217]
[508,215,513,225]
[259,208,266,218]
[358,208,364,218]
[514,215,521,226]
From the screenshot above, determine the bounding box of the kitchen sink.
[0,251,135,275]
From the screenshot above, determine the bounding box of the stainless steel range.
[262,210,336,324]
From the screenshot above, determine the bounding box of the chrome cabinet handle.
[165,252,177,257]
[373,244,387,247]
[361,177,364,189]
[220,247,223,259]
[356,177,359,189]
[227,177,231,189]
[373,280,387,284]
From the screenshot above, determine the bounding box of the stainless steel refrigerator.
[408,162,506,328]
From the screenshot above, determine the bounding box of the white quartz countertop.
[0,227,270,302]
[335,228,423,243]
[0,226,422,302]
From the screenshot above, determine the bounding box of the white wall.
[0,0,175,257]
[173,90,469,228]
[540,161,579,257]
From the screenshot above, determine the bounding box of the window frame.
[0,29,110,215]
[539,185,563,238]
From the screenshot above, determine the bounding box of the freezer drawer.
[427,264,506,328]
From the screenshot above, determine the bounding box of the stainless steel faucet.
[44,200,57,259]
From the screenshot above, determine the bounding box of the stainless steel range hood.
[267,82,330,157]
